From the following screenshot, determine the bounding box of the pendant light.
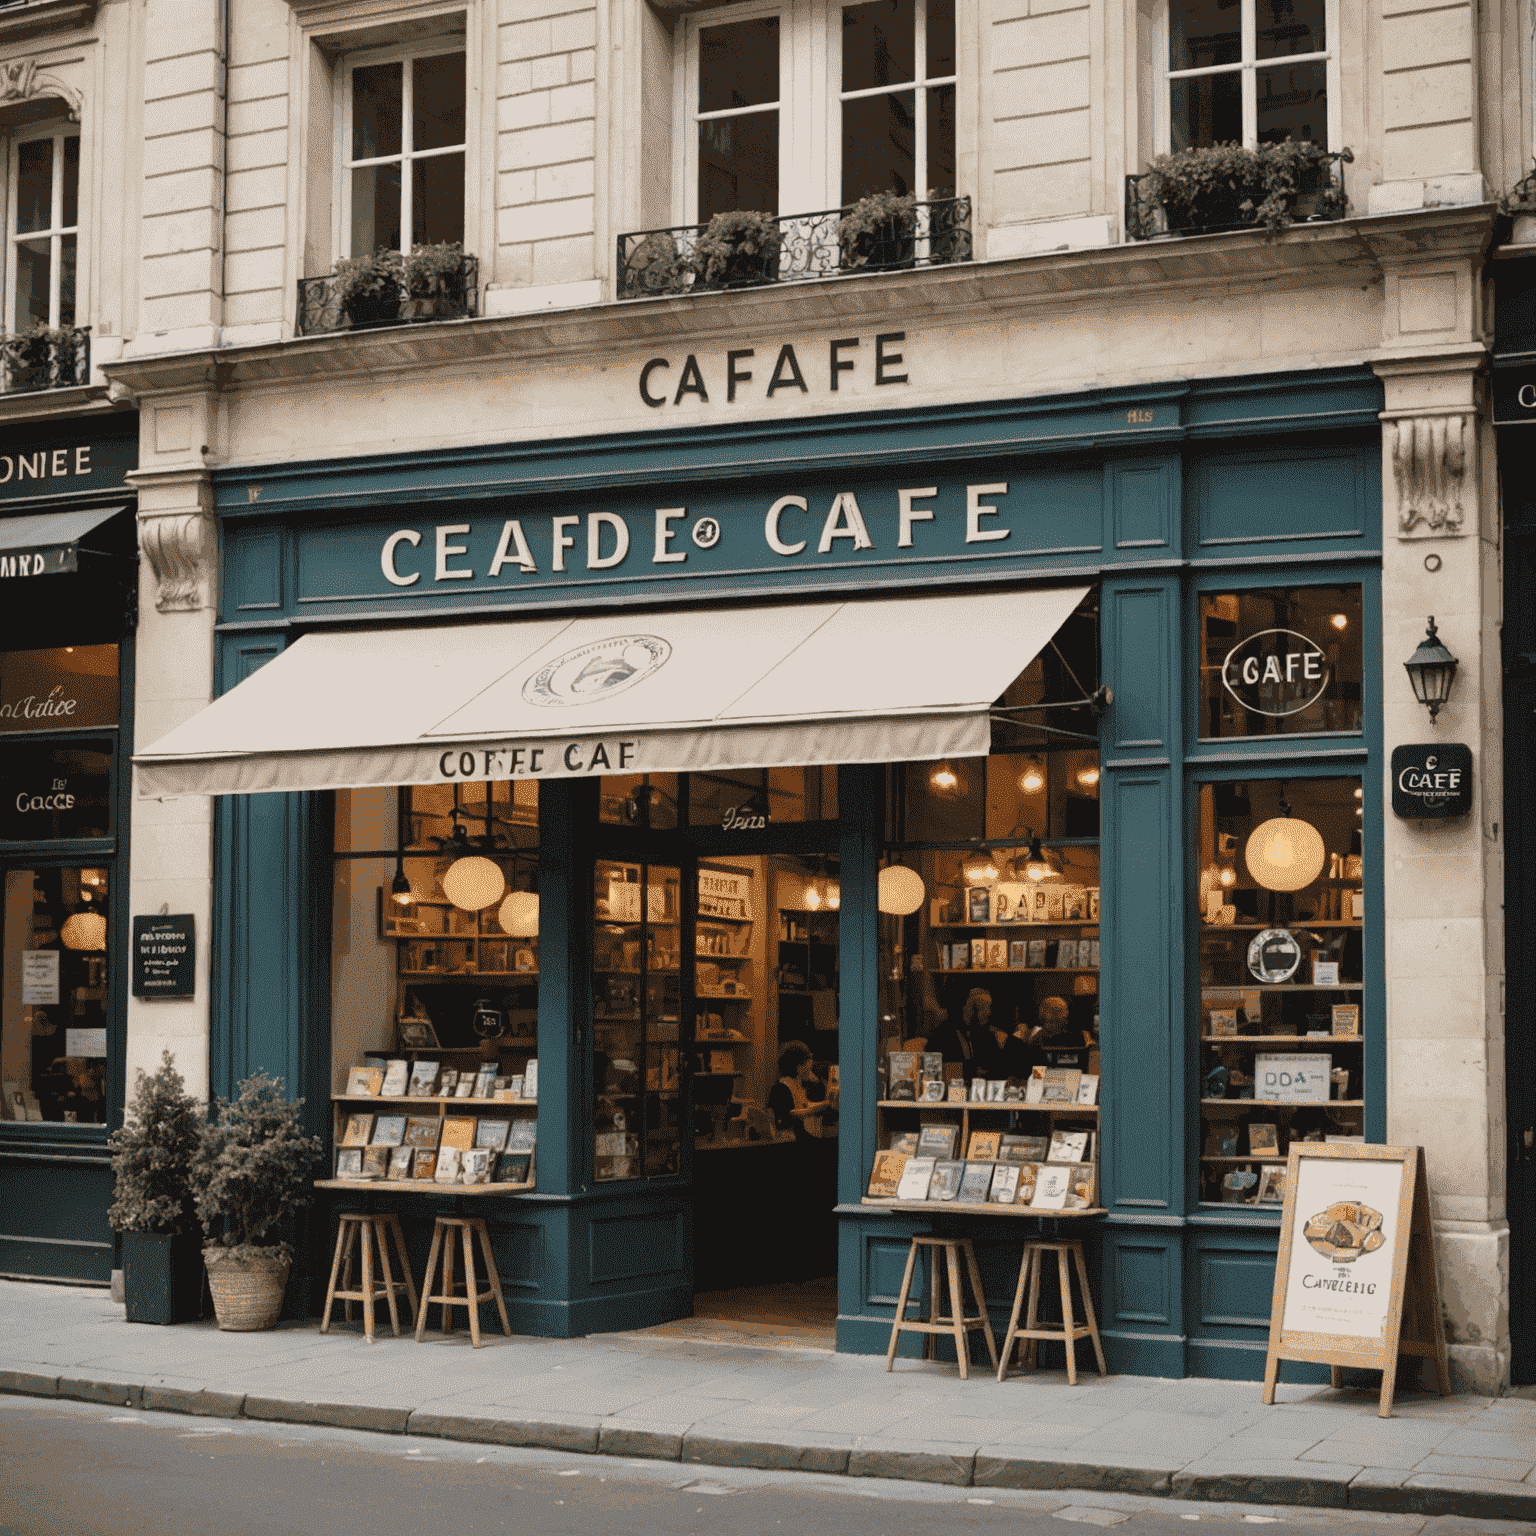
[1245,798,1326,893]
[499,890,540,937]
[61,911,107,950]
[442,785,507,912]
[929,762,963,797]
[878,864,927,915]
[1015,833,1060,883]
[1017,757,1045,795]
[961,848,999,885]
[389,789,414,906]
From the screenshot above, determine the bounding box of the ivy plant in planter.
[192,1072,323,1332]
[623,230,693,297]
[334,249,404,327]
[1,324,84,390]
[1143,140,1351,239]
[108,1052,206,1325]
[836,192,918,273]
[401,241,470,319]
[692,210,782,290]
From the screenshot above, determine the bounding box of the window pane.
[1170,71,1242,152]
[927,0,955,78]
[685,767,837,826]
[1195,777,1365,1206]
[15,139,52,234]
[841,90,915,201]
[61,135,79,228]
[1170,0,1241,70]
[698,112,779,219]
[1199,586,1363,739]
[14,240,51,329]
[0,647,120,734]
[928,82,956,197]
[1257,59,1328,146]
[843,0,916,91]
[0,742,113,841]
[412,152,465,246]
[352,164,402,254]
[59,234,75,327]
[2,866,111,1124]
[1258,0,1324,58]
[413,52,465,151]
[352,62,403,161]
[700,18,779,112]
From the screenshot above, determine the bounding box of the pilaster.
[1374,345,1507,1392]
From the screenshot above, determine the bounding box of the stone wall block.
[991,159,1091,222]
[549,11,596,52]
[500,19,554,62]
[498,119,595,171]
[994,108,1091,170]
[547,80,594,122]
[144,90,219,139]
[991,56,1090,118]
[531,233,593,284]
[226,166,287,213]
[1382,5,1472,73]
[228,127,287,174]
[992,8,1089,73]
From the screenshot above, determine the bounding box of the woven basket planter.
[203,1248,291,1331]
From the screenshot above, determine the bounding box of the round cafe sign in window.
[1247,927,1302,984]
[1221,628,1330,718]
[522,635,671,707]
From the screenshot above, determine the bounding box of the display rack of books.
[863,1053,1104,1216]
[322,1055,537,1193]
[385,893,540,981]
[775,906,839,1048]
[694,896,754,1091]
[594,859,682,1181]
[1197,909,1365,1206]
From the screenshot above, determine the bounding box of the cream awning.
[134,586,1090,798]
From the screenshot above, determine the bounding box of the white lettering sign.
[21,949,59,1005]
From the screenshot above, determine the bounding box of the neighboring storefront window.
[1,645,120,1126]
[330,782,539,1183]
[1195,773,1365,1206]
[1199,585,1362,739]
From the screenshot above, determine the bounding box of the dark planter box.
[123,1231,203,1325]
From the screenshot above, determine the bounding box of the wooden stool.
[884,1234,998,1380]
[320,1212,417,1342]
[415,1216,512,1348]
[997,1238,1106,1384]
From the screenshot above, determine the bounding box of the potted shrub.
[1,324,83,389]
[334,249,404,327]
[622,230,692,298]
[1142,140,1350,239]
[401,241,471,320]
[192,1072,323,1331]
[108,1051,205,1325]
[836,192,918,272]
[692,209,782,290]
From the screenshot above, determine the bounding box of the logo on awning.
[522,635,671,707]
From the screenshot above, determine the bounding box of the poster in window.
[21,949,59,1004]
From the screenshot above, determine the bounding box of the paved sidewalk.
[4,1278,1535,1522]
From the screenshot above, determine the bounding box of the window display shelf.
[335,1093,537,1107]
[1203,984,1362,993]
[1200,1155,1288,1163]
[1205,921,1360,931]
[877,1100,1098,1114]
[938,966,1098,975]
[1201,1097,1363,1107]
[317,1178,534,1194]
[1200,1034,1362,1045]
[861,1197,1107,1217]
[697,990,753,1001]
[933,920,1100,929]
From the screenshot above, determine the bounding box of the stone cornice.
[103,205,1500,401]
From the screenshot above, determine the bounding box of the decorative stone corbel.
[139,512,214,612]
[1388,412,1472,537]
[0,58,83,120]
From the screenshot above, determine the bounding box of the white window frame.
[5,122,79,332]
[673,0,959,226]
[1154,0,1340,154]
[336,41,467,259]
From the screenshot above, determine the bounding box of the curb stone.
[681,1431,851,1475]
[974,1454,1176,1496]
[1173,1469,1351,1509]
[408,1412,601,1455]
[0,1371,57,1398]
[56,1378,141,1409]
[598,1424,684,1460]
[1345,1473,1536,1522]
[848,1448,975,1485]
[141,1387,245,1418]
[243,1397,410,1434]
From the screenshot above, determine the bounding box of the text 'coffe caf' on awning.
[133,586,1090,798]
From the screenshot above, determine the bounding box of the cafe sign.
[1391,743,1472,819]
[1222,629,1330,718]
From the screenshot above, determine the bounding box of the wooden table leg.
[320,1219,349,1335]
[441,1225,458,1335]
[886,1240,921,1372]
[461,1222,482,1348]
[374,1219,402,1338]
[360,1215,377,1343]
[962,1240,999,1372]
[1023,1247,1042,1371]
[387,1215,418,1325]
[998,1247,1031,1382]
[475,1221,512,1338]
[1071,1242,1107,1377]
[945,1242,969,1379]
[1056,1245,1077,1385]
[415,1221,444,1343]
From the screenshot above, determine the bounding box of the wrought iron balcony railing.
[617,197,972,301]
[0,324,88,394]
[297,254,479,337]
[1124,151,1350,242]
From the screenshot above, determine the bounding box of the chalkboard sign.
[1263,1144,1448,1417]
[132,914,196,999]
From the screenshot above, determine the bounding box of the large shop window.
[343,47,466,255]
[873,598,1103,1212]
[1163,0,1338,153]
[1195,774,1364,1206]
[8,125,79,330]
[685,0,957,222]
[1,645,120,1126]
[330,780,538,1186]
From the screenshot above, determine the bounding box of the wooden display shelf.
[699,1032,750,1044]
[335,1094,537,1107]
[697,990,753,1001]
[878,1099,1098,1112]
[400,970,539,980]
[1202,984,1363,992]
[315,1178,533,1194]
[861,1197,1107,1217]
[939,966,1099,976]
[1201,1155,1288,1164]
[1202,1098,1363,1107]
[1201,1034,1363,1045]
[1203,921,1360,931]
[933,920,1100,930]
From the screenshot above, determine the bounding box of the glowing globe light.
[499,890,540,937]
[442,855,506,912]
[1244,817,1326,893]
[878,865,927,915]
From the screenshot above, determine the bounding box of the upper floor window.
[683,0,956,223]
[1164,0,1336,152]
[342,48,465,255]
[7,126,77,330]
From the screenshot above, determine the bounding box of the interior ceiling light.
[929,762,962,797]
[961,848,1000,885]
[61,911,107,951]
[499,889,540,937]
[1245,808,1326,893]
[878,865,927,916]
[1330,613,1349,630]
[1019,835,1060,883]
[1018,758,1045,795]
[1075,764,1100,789]
[443,855,506,912]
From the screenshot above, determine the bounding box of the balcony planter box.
[400,242,474,321]
[0,324,89,392]
[837,193,918,274]
[1132,142,1351,241]
[122,1230,203,1325]
[335,251,405,327]
[692,210,782,290]
[621,231,693,298]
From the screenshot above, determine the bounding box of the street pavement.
[4,1394,1531,1536]
[4,1280,1536,1523]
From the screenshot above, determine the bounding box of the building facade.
[2,0,1528,1392]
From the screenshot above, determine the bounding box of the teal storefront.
[148,366,1385,1377]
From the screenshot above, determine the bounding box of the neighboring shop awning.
[0,505,127,580]
[135,586,1090,798]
